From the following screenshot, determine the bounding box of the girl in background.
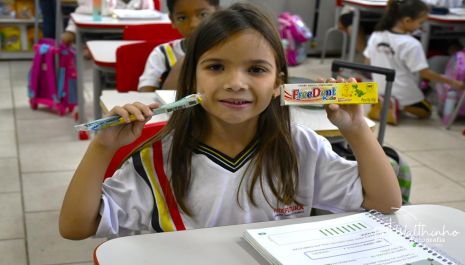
[364,0,465,125]
[138,0,219,92]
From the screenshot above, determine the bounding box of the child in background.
[59,2,401,240]
[39,0,56,39]
[364,0,465,124]
[138,0,219,92]
[61,0,154,45]
[338,9,381,54]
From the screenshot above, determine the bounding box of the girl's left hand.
[320,77,366,134]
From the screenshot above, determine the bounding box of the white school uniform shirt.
[95,124,363,238]
[65,0,154,33]
[363,31,429,107]
[137,39,185,89]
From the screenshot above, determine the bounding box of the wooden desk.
[342,0,387,62]
[93,205,465,265]
[99,90,376,139]
[72,13,170,126]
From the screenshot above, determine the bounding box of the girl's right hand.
[93,102,159,150]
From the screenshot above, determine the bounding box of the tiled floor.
[1,58,465,264]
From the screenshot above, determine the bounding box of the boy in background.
[138,0,219,92]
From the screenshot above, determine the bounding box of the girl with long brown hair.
[59,2,401,240]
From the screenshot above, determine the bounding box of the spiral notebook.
[243,211,460,265]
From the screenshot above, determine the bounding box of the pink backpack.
[278,12,312,66]
[436,49,465,120]
[58,43,78,110]
[28,38,77,116]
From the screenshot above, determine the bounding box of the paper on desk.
[112,9,162,19]
[244,212,458,265]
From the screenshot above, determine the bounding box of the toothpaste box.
[281,82,378,105]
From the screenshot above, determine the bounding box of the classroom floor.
[1,58,465,265]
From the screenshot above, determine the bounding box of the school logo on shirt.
[376,42,395,55]
[274,205,305,217]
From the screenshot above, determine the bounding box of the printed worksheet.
[244,212,456,265]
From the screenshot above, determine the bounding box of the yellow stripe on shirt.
[140,147,176,232]
[163,44,177,67]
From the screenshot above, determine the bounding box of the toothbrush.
[74,94,202,132]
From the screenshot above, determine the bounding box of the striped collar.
[194,140,259,173]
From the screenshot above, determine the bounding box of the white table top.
[94,205,465,265]
[99,90,376,138]
[87,40,142,67]
[100,90,175,124]
[343,0,387,8]
[428,11,465,23]
[344,1,465,21]
[291,106,376,137]
[71,13,170,28]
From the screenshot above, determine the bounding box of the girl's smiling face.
[196,29,281,128]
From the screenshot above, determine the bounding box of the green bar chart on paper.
[269,221,372,246]
[319,222,368,237]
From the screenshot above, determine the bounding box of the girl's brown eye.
[207,64,224,72]
[249,66,268,74]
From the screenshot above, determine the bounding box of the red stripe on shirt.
[153,141,186,231]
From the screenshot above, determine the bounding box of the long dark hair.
[152,2,299,215]
[375,0,429,31]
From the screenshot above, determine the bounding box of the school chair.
[122,23,183,42]
[153,0,161,11]
[320,0,348,64]
[104,121,167,179]
[115,40,165,92]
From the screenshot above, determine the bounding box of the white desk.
[99,90,376,139]
[342,0,387,63]
[421,11,465,52]
[72,13,170,126]
[87,40,142,118]
[93,205,465,265]
[99,90,174,124]
[87,40,142,68]
[291,106,375,138]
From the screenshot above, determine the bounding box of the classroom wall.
[221,0,343,55]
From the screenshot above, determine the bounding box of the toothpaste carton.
[281,82,378,105]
